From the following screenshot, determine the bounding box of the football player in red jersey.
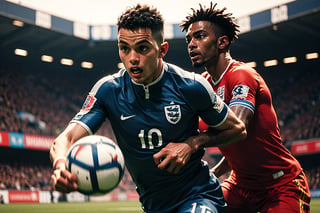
[181,2,311,213]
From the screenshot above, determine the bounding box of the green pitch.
[0,201,142,213]
[0,199,320,213]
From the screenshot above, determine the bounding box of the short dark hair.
[180,2,239,44]
[117,4,164,44]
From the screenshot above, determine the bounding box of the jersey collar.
[131,63,166,87]
[131,63,166,99]
[211,59,234,86]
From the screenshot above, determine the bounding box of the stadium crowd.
[0,160,137,193]
[1,62,319,142]
[0,68,114,138]
[0,160,52,191]
[264,64,320,143]
[0,59,319,192]
[0,154,319,193]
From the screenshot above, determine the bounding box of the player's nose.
[129,50,140,65]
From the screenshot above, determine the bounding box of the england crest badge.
[164,104,181,124]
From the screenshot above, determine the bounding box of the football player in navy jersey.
[50,4,246,213]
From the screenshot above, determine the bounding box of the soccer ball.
[66,135,125,195]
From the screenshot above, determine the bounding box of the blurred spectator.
[0,194,4,204]
[305,167,320,190]
[0,160,136,192]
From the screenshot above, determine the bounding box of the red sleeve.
[198,118,209,132]
[227,65,259,111]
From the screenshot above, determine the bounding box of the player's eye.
[138,45,149,53]
[133,45,150,55]
[119,45,129,53]
[195,33,205,40]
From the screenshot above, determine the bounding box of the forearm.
[188,109,247,151]
[204,125,245,147]
[187,124,246,152]
[49,134,72,169]
[50,123,89,168]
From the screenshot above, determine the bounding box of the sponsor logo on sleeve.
[80,94,97,113]
[232,85,249,99]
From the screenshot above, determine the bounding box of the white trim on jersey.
[70,120,94,135]
[90,71,122,95]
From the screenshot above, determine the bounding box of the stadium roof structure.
[0,0,320,74]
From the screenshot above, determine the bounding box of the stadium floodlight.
[283,56,297,64]
[246,61,256,68]
[81,61,93,69]
[14,48,28,56]
[60,58,73,66]
[264,59,278,67]
[41,55,53,63]
[13,20,24,27]
[305,52,318,60]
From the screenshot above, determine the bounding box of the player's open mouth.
[131,67,143,74]
[189,52,200,61]
[190,54,200,61]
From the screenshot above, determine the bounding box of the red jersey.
[200,60,302,190]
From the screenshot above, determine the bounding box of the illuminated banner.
[0,131,10,147]
[126,192,139,200]
[9,132,24,148]
[24,134,54,150]
[0,132,54,150]
[291,140,320,155]
[8,190,40,203]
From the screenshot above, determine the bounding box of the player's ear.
[159,41,169,58]
[217,35,229,50]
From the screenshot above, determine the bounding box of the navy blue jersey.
[71,62,228,212]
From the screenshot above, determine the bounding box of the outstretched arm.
[50,122,89,193]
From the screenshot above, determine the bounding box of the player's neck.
[206,53,232,82]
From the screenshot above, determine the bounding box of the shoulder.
[225,61,264,89]
[166,63,211,90]
[166,63,196,80]
[165,63,217,103]
[90,69,126,95]
[229,61,261,80]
